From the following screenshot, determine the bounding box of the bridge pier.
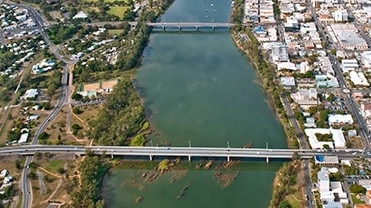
[266,157,269,163]
[149,155,153,161]
[195,26,199,31]
[111,154,113,159]
[227,156,230,162]
[162,26,165,32]
[212,26,215,31]
[188,155,191,162]
[178,26,181,31]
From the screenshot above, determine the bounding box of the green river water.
[103,0,287,207]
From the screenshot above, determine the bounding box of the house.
[354,205,371,208]
[366,190,371,205]
[26,115,39,121]
[18,133,28,144]
[361,102,371,118]
[23,89,38,100]
[0,170,8,178]
[4,176,13,184]
[73,11,88,19]
[328,114,354,125]
[304,117,316,127]
[280,76,296,88]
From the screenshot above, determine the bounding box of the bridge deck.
[0,145,364,160]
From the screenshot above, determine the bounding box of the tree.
[327,93,335,102]
[350,184,366,194]
[15,160,22,171]
[278,200,292,208]
[38,132,50,141]
[27,172,37,180]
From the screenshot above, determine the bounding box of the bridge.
[146,22,235,31]
[0,145,366,162]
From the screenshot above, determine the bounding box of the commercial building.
[330,24,368,50]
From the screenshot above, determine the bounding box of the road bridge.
[146,22,235,31]
[1,145,366,162]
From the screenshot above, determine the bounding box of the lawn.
[286,194,301,208]
[351,193,365,204]
[107,6,130,18]
[45,160,64,173]
[108,29,124,35]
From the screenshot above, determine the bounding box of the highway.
[2,2,73,207]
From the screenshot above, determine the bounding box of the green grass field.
[108,29,124,35]
[107,6,130,18]
[45,160,63,173]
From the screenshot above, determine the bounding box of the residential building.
[328,114,354,125]
[305,128,346,149]
[280,76,296,88]
[73,11,88,19]
[271,44,289,63]
[291,88,318,109]
[23,89,38,100]
[349,71,369,86]
[77,79,120,97]
[333,9,348,22]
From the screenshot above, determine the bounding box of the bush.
[73,108,83,114]
[130,134,145,146]
[38,132,50,141]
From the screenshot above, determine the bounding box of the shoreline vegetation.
[230,1,303,208]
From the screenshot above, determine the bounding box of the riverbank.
[230,28,304,207]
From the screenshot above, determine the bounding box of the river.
[103,0,287,207]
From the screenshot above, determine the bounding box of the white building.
[328,114,354,125]
[341,59,359,73]
[349,70,370,86]
[23,89,38,100]
[290,88,318,109]
[73,11,88,19]
[0,170,8,178]
[300,62,311,73]
[18,133,28,144]
[333,9,348,22]
[305,128,346,149]
[318,168,348,205]
[318,169,330,192]
[271,44,289,63]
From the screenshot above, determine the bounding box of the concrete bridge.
[146,22,235,31]
[0,145,366,163]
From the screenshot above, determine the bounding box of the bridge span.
[0,145,365,162]
[146,22,235,31]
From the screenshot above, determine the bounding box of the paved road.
[1,145,368,159]
[0,28,5,46]
[3,2,72,207]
